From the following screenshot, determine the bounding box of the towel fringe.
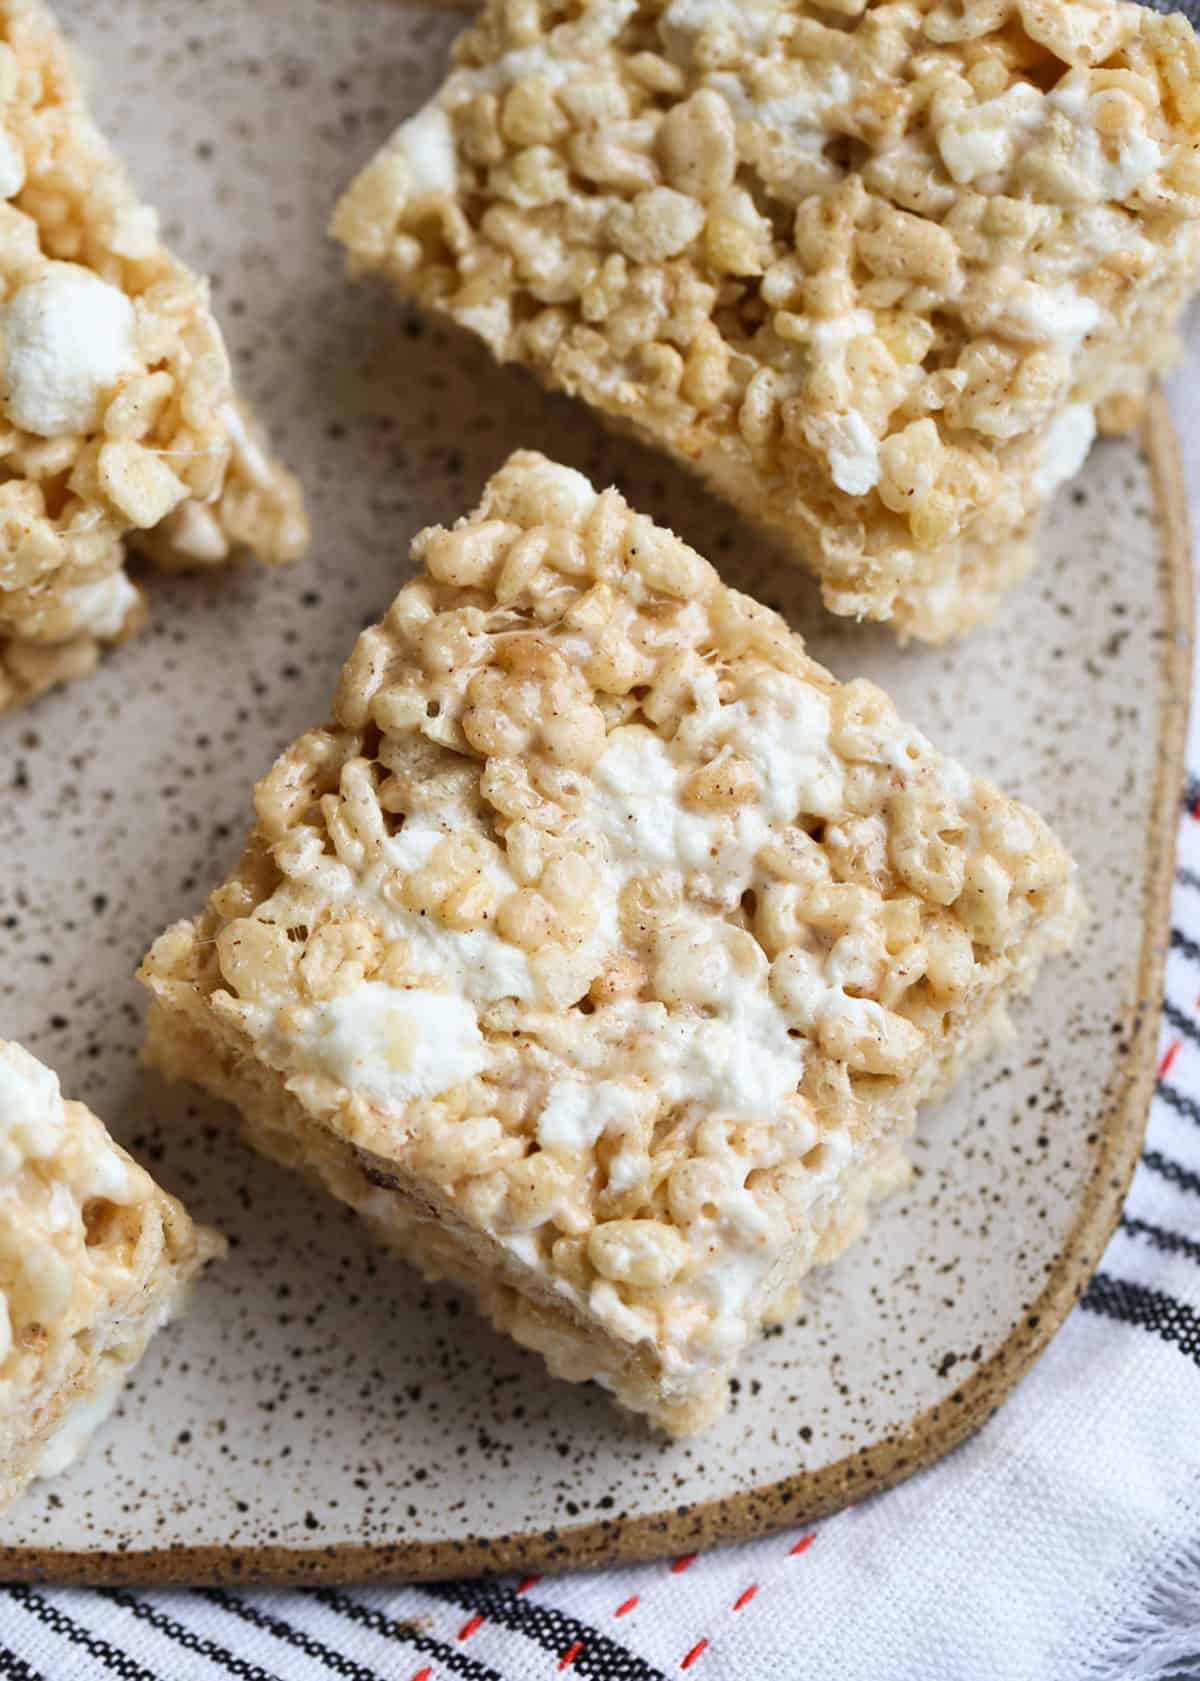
[1083,1536,1200,1679]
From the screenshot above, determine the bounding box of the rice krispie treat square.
[0,0,308,715]
[333,0,1200,642]
[0,1041,223,1512]
[140,451,1079,1434]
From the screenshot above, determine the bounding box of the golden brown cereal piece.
[0,0,307,715]
[333,0,1200,641]
[140,451,1079,1434]
[0,1041,223,1511]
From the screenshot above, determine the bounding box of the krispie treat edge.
[0,1040,224,1509]
[140,447,1080,1429]
[333,0,1200,640]
[0,0,308,714]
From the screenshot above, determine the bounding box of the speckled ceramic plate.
[0,0,1188,1586]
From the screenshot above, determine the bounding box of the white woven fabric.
[2,318,1197,1681]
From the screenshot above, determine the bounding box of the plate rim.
[4,394,1190,1587]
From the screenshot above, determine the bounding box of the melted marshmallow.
[935,82,1043,185]
[809,310,875,397]
[0,130,25,200]
[393,102,457,197]
[588,670,842,911]
[367,819,536,1005]
[0,1043,65,1174]
[995,280,1101,356]
[625,989,804,1115]
[804,314,886,493]
[659,0,781,63]
[537,1079,645,1154]
[1034,403,1096,498]
[1048,78,1163,204]
[3,264,138,436]
[59,572,139,640]
[706,61,852,136]
[35,1369,126,1479]
[0,1043,132,1202]
[159,499,230,564]
[290,981,486,1108]
[826,410,880,497]
[219,402,273,490]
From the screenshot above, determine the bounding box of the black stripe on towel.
[1162,1000,1200,1052]
[1161,1661,1200,1681]
[0,1641,46,1681]
[6,1587,161,1681]
[312,1588,508,1680]
[207,1587,505,1681]
[100,1590,281,1681]
[1082,1274,1200,1366]
[1121,1217,1200,1268]
[1142,1151,1200,1197]
[420,1578,672,1681]
[1156,1079,1200,1129]
[1170,926,1200,967]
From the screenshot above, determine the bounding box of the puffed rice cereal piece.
[0,1041,223,1511]
[333,0,1200,642]
[0,0,307,716]
[140,451,1080,1434]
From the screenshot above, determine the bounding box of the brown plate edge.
[2,393,1190,1587]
